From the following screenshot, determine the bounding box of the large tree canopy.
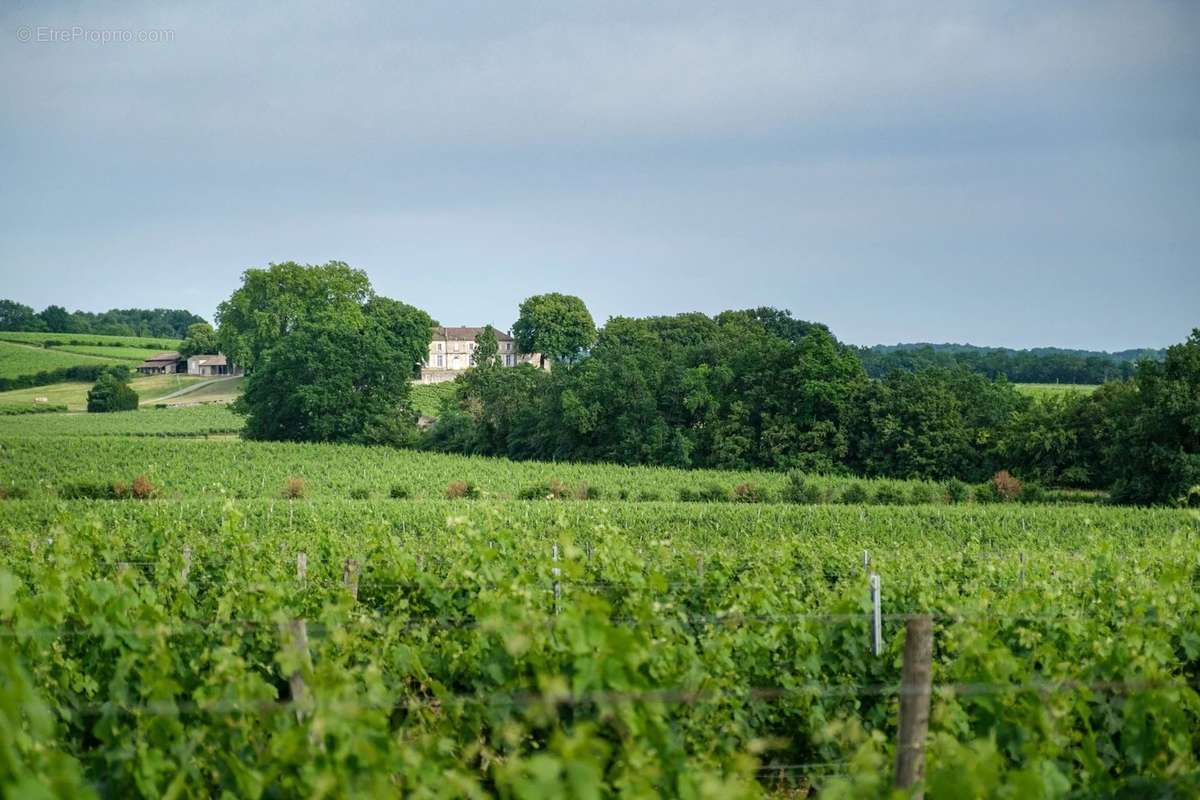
[228,264,432,444]
[179,323,220,358]
[1107,329,1200,505]
[215,261,373,371]
[512,293,596,367]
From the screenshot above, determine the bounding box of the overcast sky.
[2,1,1197,349]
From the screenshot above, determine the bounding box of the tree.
[215,261,373,372]
[86,366,138,412]
[1107,329,1200,505]
[179,323,220,358]
[38,305,74,333]
[513,293,596,368]
[234,292,433,444]
[471,325,501,368]
[0,300,42,331]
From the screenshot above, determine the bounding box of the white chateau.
[419,326,545,384]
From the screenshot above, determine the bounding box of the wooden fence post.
[342,558,360,601]
[869,573,882,656]
[282,618,312,718]
[296,551,307,581]
[895,615,933,797]
[181,545,192,582]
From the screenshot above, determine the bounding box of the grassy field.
[0,340,127,379]
[411,380,456,416]
[1015,382,1099,398]
[0,373,206,410]
[153,375,244,406]
[0,330,180,349]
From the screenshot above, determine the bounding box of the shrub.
[733,482,767,503]
[618,488,630,500]
[1183,486,1200,508]
[0,486,29,500]
[130,474,156,500]
[111,481,129,499]
[637,490,662,502]
[974,482,1000,503]
[943,479,969,504]
[872,484,905,505]
[349,487,371,500]
[909,484,937,505]
[991,470,1023,502]
[446,480,480,499]
[389,484,410,499]
[282,476,306,499]
[60,481,116,500]
[1019,482,1047,504]
[839,483,869,504]
[699,483,729,502]
[783,471,823,504]
[86,369,139,413]
[518,479,568,500]
[574,482,601,500]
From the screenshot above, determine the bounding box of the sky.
[1,1,1197,350]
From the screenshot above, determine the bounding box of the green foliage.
[512,292,597,366]
[845,366,1027,482]
[0,501,1196,796]
[871,484,906,505]
[943,479,970,504]
[0,402,68,415]
[86,368,139,413]
[783,471,824,504]
[388,484,410,499]
[215,261,374,372]
[0,404,240,437]
[471,324,502,368]
[859,341,1157,384]
[838,483,869,504]
[235,294,432,444]
[349,486,371,500]
[732,482,767,503]
[178,321,219,358]
[1107,329,1200,505]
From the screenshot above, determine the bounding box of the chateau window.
[436,355,444,367]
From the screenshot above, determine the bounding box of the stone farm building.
[136,352,243,377]
[420,326,545,384]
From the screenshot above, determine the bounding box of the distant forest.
[858,342,1167,384]
[0,299,205,339]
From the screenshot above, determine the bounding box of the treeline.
[0,364,113,393]
[0,299,204,339]
[427,309,1200,506]
[859,342,1165,384]
[206,263,1197,506]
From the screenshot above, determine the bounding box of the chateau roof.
[433,326,514,342]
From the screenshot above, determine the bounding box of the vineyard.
[0,406,243,439]
[2,435,976,504]
[0,498,1196,797]
[0,340,129,380]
